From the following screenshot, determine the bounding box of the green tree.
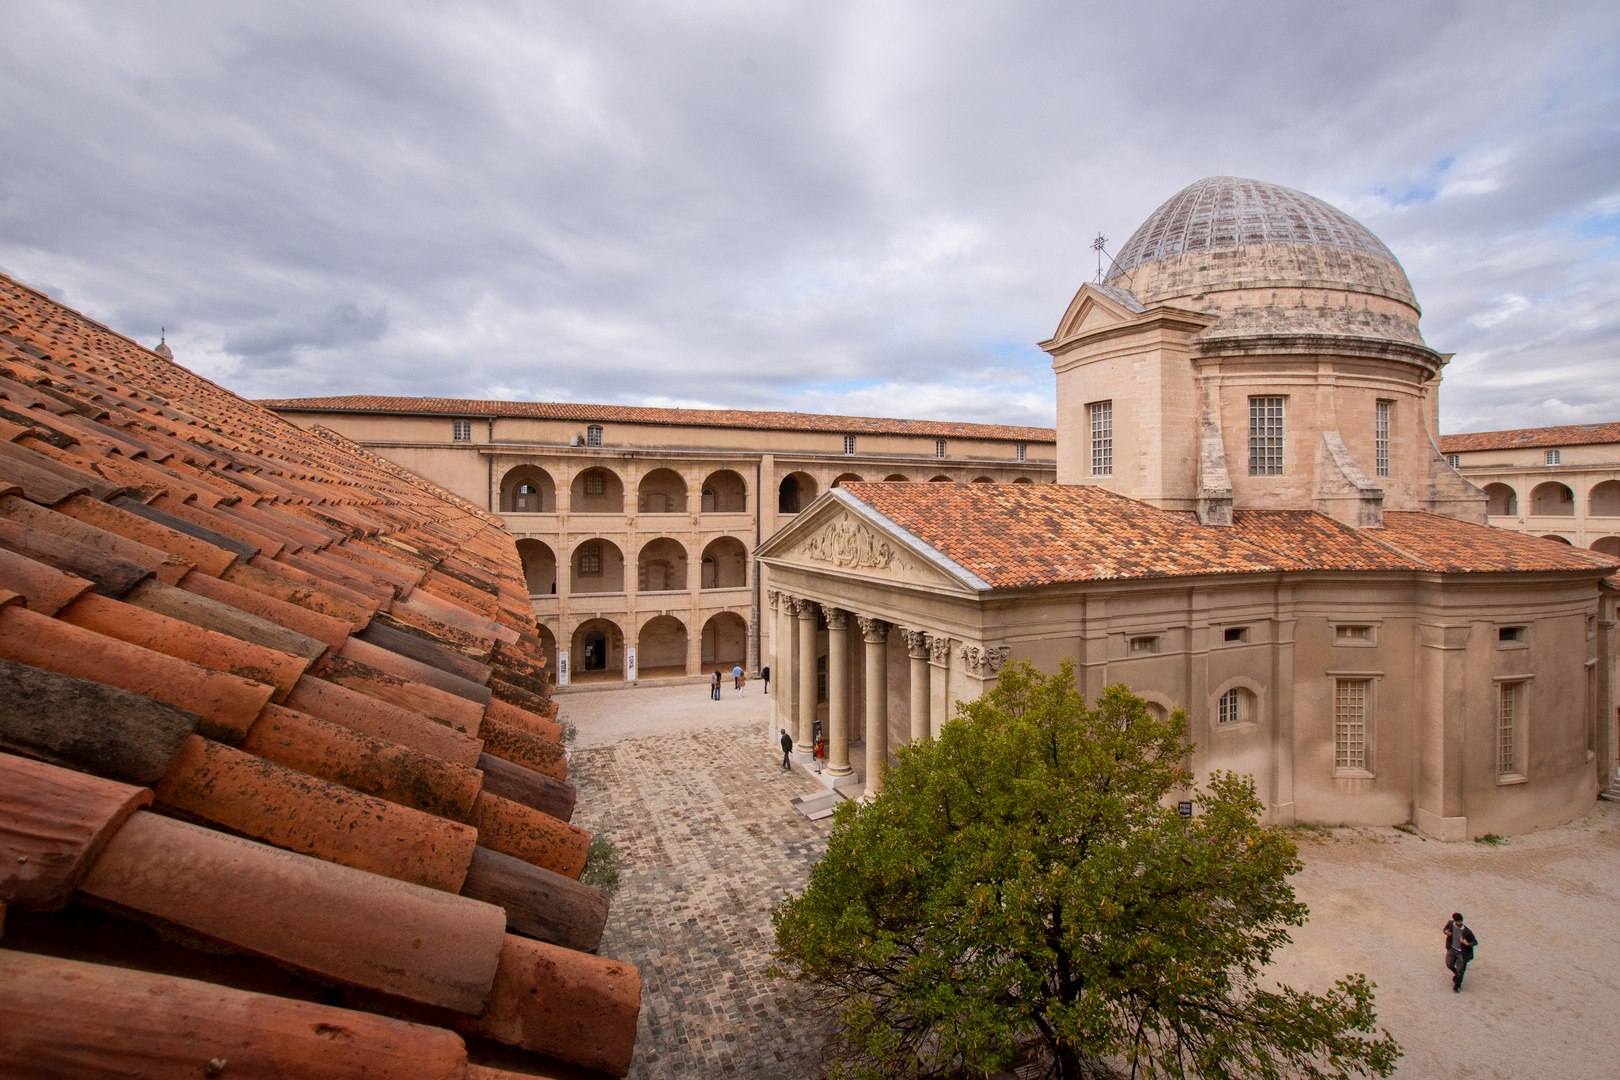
[773,661,1398,1080]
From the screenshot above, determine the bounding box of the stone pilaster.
[904,629,930,745]
[826,609,852,776]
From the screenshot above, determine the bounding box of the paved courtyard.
[563,683,1620,1079]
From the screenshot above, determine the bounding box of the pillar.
[859,616,889,798]
[826,609,852,776]
[928,635,952,739]
[904,630,929,744]
[797,599,820,754]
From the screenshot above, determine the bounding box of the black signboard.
[1177,801,1193,819]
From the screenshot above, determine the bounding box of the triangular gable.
[756,489,989,595]
[1042,282,1147,348]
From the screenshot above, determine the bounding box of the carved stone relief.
[959,644,1011,678]
[927,635,953,667]
[856,616,890,643]
[902,629,929,660]
[802,513,910,573]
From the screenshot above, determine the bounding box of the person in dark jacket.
[1444,912,1478,992]
[711,670,722,701]
[762,665,770,694]
[779,728,793,771]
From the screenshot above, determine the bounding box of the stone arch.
[1209,675,1264,729]
[533,623,558,683]
[701,469,748,513]
[636,536,688,592]
[637,468,688,514]
[929,475,954,483]
[571,466,624,513]
[883,473,910,482]
[1590,536,1620,557]
[1589,480,1620,517]
[831,473,864,488]
[571,618,624,676]
[500,465,555,513]
[1012,476,1034,484]
[637,615,688,676]
[1530,481,1575,516]
[1540,534,1573,545]
[570,537,624,594]
[971,476,995,484]
[778,471,816,514]
[700,536,748,589]
[514,538,556,595]
[701,611,748,670]
[1483,482,1517,516]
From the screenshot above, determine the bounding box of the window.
[935,439,947,458]
[1089,401,1113,476]
[1375,401,1391,478]
[844,435,856,455]
[1335,625,1372,642]
[1498,681,1524,777]
[817,655,828,703]
[586,425,603,447]
[1446,453,1461,469]
[1334,679,1369,772]
[578,542,601,575]
[1498,626,1525,643]
[1218,688,1243,725]
[583,471,605,496]
[1223,626,1248,643]
[452,419,472,442]
[1248,397,1285,475]
[1016,443,1027,462]
[1129,635,1160,654]
[1545,449,1560,465]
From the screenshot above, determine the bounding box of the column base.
[803,767,862,792]
[1415,807,1469,842]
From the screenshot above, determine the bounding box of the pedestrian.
[762,664,770,694]
[779,728,793,771]
[711,670,721,701]
[737,670,747,698]
[1443,912,1478,993]
[814,737,825,773]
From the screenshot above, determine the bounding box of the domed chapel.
[757,176,1619,840]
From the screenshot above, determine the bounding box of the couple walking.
[710,665,747,700]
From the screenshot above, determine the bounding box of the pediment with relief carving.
[799,512,914,575]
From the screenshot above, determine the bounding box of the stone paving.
[568,710,836,1078]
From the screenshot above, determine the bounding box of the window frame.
[1248,396,1285,476]
[1128,634,1161,655]
[1332,623,1377,647]
[577,541,602,576]
[1333,677,1374,776]
[1218,687,1243,726]
[1545,449,1560,466]
[1495,678,1529,782]
[452,419,472,442]
[1016,442,1026,462]
[935,439,947,459]
[844,435,856,455]
[1374,400,1391,478]
[1089,400,1113,477]
[582,470,606,497]
[586,424,603,447]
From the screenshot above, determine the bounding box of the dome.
[1110,176,1398,275]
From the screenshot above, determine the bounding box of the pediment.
[757,495,982,594]
[1043,283,1147,348]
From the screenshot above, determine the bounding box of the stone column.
[766,590,784,738]
[826,609,852,776]
[858,616,889,798]
[904,630,930,744]
[928,635,952,739]
[797,599,820,754]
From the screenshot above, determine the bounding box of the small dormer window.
[844,435,856,454]
[452,419,472,442]
[935,439,947,458]
[1016,443,1026,462]
[586,425,603,447]
[1446,454,1460,468]
[1545,449,1560,465]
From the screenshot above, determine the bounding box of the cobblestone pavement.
[569,718,835,1078]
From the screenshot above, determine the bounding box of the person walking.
[762,665,770,694]
[814,737,825,773]
[779,728,793,771]
[711,670,721,701]
[737,670,747,698]
[1443,912,1478,992]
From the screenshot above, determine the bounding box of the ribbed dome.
[1110,176,1398,276]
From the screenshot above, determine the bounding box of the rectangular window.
[584,471,604,496]
[1335,679,1369,772]
[1498,626,1525,643]
[1498,681,1523,777]
[1089,401,1113,476]
[1016,443,1026,462]
[1218,688,1242,725]
[1129,635,1160,654]
[1446,453,1460,469]
[817,655,828,703]
[452,419,472,442]
[1546,449,1560,465]
[1223,626,1248,643]
[578,542,601,575]
[1375,401,1391,478]
[1335,625,1372,642]
[1249,397,1285,475]
[586,424,603,447]
[935,439,947,458]
[844,435,856,455]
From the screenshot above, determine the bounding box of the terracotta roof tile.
[1376,511,1620,573]
[261,393,1058,443]
[1438,420,1620,453]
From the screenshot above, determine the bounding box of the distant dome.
[154,332,172,360]
[1110,176,1398,275]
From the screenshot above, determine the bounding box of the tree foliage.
[772,661,1399,1080]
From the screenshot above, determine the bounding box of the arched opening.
[569,537,624,594]
[1530,482,1575,516]
[701,611,748,673]
[778,472,816,514]
[971,476,994,484]
[637,615,688,678]
[515,538,556,595]
[700,469,748,513]
[1590,536,1620,557]
[831,473,864,488]
[500,466,555,513]
[1483,483,1517,516]
[571,618,623,680]
[1540,534,1573,545]
[570,467,624,513]
[637,468,687,514]
[636,537,688,592]
[700,536,748,589]
[1012,477,1034,485]
[1590,481,1620,517]
[883,473,910,482]
[534,623,558,684]
[929,475,954,483]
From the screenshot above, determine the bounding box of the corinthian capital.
[903,629,929,660]
[928,635,953,667]
[767,589,781,610]
[796,599,820,620]
[856,616,889,643]
[825,608,849,630]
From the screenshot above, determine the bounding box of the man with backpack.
[1443,912,1478,992]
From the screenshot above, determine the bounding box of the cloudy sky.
[1,1,1616,433]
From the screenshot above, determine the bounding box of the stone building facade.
[1439,422,1620,555]
[263,399,1055,684]
[758,177,1619,839]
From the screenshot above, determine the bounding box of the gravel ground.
[561,684,1620,1079]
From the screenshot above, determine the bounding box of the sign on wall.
[625,647,637,682]
[557,651,570,687]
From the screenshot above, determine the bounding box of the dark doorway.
[583,630,607,670]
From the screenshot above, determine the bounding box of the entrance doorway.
[583,630,607,670]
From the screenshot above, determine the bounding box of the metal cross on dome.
[1091,233,1111,282]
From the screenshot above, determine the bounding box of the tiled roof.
[0,272,639,1077]
[261,394,1057,444]
[833,483,1618,588]
[1439,421,1620,453]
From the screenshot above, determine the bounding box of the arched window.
[1218,688,1243,725]
[586,424,603,447]
[452,419,472,441]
